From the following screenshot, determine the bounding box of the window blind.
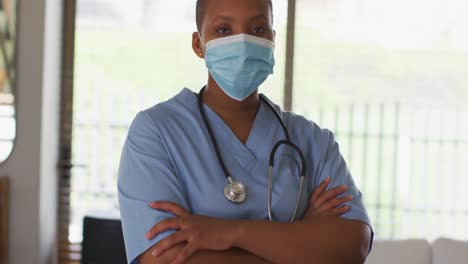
[58,0,78,263]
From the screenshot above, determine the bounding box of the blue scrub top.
[118,88,371,264]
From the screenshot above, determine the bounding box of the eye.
[253,27,266,34]
[216,27,231,34]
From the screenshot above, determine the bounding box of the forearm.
[139,244,270,264]
[232,216,371,264]
[187,248,270,264]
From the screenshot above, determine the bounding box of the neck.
[202,76,260,114]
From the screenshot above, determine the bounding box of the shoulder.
[283,111,333,141]
[129,88,197,136]
[260,94,336,158]
[282,111,336,156]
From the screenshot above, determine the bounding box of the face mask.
[200,33,275,101]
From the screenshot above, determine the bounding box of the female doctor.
[118,0,373,263]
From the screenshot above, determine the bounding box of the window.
[293,0,468,240]
[60,1,289,261]
[0,0,17,163]
[59,0,468,262]
[0,101,14,162]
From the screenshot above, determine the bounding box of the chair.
[0,176,9,264]
[433,238,468,264]
[81,216,127,264]
[365,239,432,264]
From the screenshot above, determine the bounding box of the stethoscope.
[197,87,307,221]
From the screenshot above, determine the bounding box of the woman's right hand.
[303,177,353,221]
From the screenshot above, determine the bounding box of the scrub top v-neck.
[118,88,371,264]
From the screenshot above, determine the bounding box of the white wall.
[0,0,63,263]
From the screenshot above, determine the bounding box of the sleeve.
[309,127,374,250]
[117,111,189,264]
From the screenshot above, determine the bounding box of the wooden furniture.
[0,176,9,264]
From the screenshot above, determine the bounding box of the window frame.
[57,0,298,263]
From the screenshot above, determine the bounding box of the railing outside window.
[69,95,468,243]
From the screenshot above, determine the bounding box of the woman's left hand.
[146,201,236,264]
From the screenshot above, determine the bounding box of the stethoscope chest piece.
[224,177,246,203]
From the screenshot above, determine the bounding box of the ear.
[273,30,276,41]
[192,32,205,59]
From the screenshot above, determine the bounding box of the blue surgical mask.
[200,33,275,101]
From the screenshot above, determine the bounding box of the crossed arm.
[140,214,371,264]
[138,179,372,264]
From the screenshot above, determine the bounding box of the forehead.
[203,0,272,20]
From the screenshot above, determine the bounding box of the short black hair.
[196,0,273,32]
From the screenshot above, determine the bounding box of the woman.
[118,0,372,263]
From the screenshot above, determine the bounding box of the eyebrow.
[212,16,235,22]
[249,14,269,22]
[211,14,269,23]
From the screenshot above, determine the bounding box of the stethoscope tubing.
[197,86,308,221]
